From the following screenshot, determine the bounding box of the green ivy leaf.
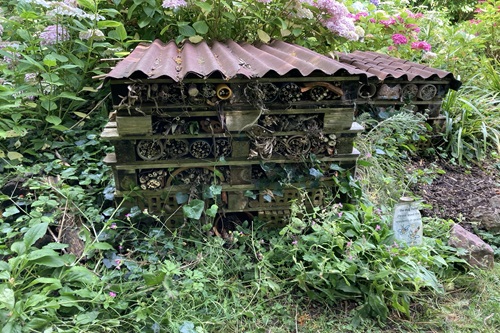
[205,204,218,218]
[182,199,205,219]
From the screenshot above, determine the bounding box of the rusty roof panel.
[106,39,372,82]
[336,51,461,90]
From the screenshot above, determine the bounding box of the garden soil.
[410,158,500,227]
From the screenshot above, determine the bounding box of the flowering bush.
[0,0,126,160]
[343,2,435,61]
[119,0,361,49]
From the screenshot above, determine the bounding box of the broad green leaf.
[73,111,90,119]
[46,115,62,126]
[81,86,98,93]
[193,21,209,34]
[97,20,123,28]
[0,287,15,310]
[280,29,291,37]
[57,92,85,101]
[50,124,69,131]
[6,151,23,161]
[189,35,204,43]
[182,199,205,219]
[257,29,271,43]
[43,54,57,67]
[31,256,66,267]
[20,54,45,71]
[143,271,166,286]
[115,25,128,41]
[27,277,62,289]
[2,206,20,217]
[41,100,57,112]
[11,241,26,255]
[77,0,97,12]
[178,24,196,37]
[27,249,60,260]
[64,266,99,283]
[24,222,49,248]
[195,1,213,13]
[91,242,114,250]
[75,311,99,325]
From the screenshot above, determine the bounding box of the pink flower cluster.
[310,0,358,40]
[161,0,187,9]
[39,25,70,46]
[411,41,431,51]
[392,33,407,45]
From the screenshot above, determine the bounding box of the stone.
[448,224,494,269]
[489,195,500,209]
[471,205,500,233]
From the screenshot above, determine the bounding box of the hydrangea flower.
[411,41,431,51]
[24,73,37,83]
[370,0,380,5]
[79,29,106,41]
[392,33,408,45]
[39,24,70,45]
[161,0,188,9]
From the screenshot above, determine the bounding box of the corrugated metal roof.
[335,51,462,90]
[106,39,372,82]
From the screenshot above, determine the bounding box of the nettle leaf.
[7,151,23,161]
[143,271,166,286]
[182,199,205,220]
[24,222,48,248]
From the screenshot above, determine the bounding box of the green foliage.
[113,0,360,50]
[355,111,430,206]
[410,0,478,22]
[1,0,499,331]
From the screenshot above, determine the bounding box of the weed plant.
[355,111,429,206]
